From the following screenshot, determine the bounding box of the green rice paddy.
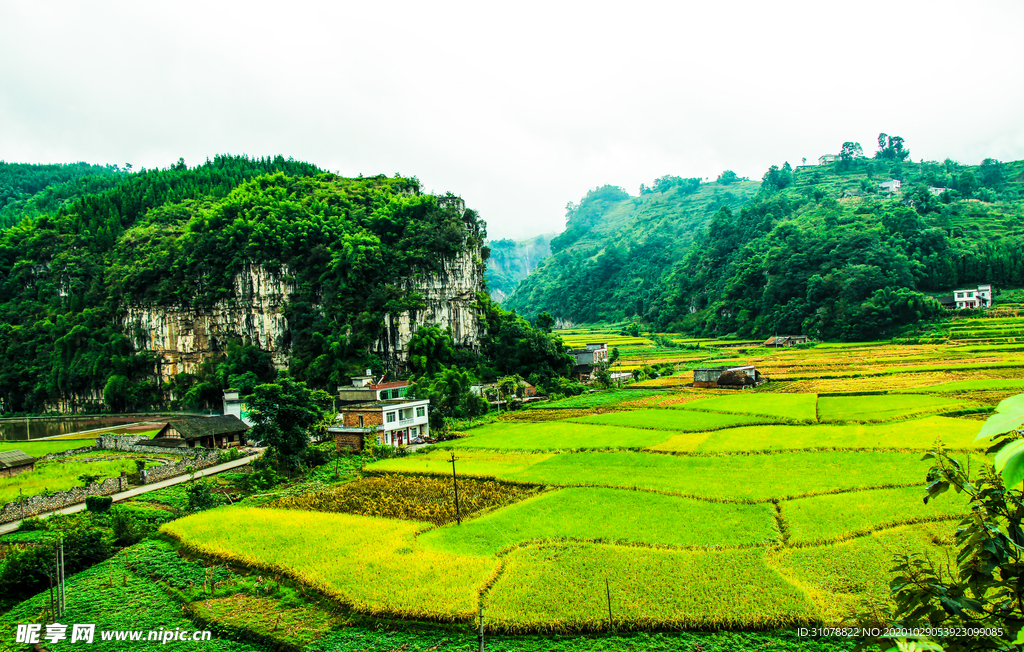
[151,324,1024,634]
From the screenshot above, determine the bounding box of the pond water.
[0,415,176,441]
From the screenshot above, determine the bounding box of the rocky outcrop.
[124,246,486,377]
[123,264,295,381]
[375,247,485,367]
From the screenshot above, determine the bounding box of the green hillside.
[485,233,555,300]
[0,161,127,230]
[505,148,1024,341]
[504,175,761,322]
[0,156,492,413]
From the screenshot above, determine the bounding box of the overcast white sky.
[2,0,1023,240]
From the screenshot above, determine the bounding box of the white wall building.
[954,284,993,310]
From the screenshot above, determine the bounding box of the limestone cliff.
[374,246,485,367]
[123,264,295,382]
[124,248,486,379]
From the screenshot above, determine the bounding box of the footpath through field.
[0,454,256,535]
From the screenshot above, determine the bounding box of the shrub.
[19,516,45,531]
[240,467,281,492]
[85,496,113,513]
[185,480,218,512]
[218,447,245,464]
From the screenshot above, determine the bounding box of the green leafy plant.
[866,393,1024,651]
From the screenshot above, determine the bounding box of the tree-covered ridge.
[506,148,1024,340]
[0,155,488,412]
[503,177,761,322]
[651,155,1024,340]
[0,161,127,230]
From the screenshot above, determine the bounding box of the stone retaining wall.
[139,451,222,484]
[0,474,129,524]
[96,434,192,455]
[41,445,97,461]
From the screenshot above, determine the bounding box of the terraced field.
[153,315,1024,635]
[164,376,1008,633]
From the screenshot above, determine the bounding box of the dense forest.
[0,156,570,414]
[505,143,1024,340]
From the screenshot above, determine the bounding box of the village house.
[150,415,249,449]
[693,365,762,388]
[0,450,37,477]
[330,397,430,450]
[569,343,608,382]
[818,154,837,165]
[763,335,810,347]
[330,373,429,450]
[878,179,901,194]
[942,284,991,309]
[337,370,410,405]
[222,390,253,426]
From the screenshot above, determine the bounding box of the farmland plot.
[675,393,818,422]
[439,421,672,450]
[418,487,778,557]
[816,394,971,422]
[486,544,817,632]
[570,409,778,432]
[652,415,983,453]
[163,507,496,621]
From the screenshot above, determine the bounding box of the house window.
[386,412,396,423]
[410,427,417,436]
[380,390,390,400]
[416,406,425,418]
[358,415,364,427]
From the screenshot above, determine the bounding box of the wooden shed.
[153,415,249,449]
[693,365,761,388]
[0,449,38,477]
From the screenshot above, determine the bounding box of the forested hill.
[485,233,555,301]
[0,161,127,230]
[503,174,761,322]
[506,153,1024,340]
[0,156,488,412]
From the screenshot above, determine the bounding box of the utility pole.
[478,603,485,652]
[606,578,614,632]
[449,451,461,525]
[59,536,66,615]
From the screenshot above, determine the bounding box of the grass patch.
[676,393,818,422]
[441,421,671,451]
[782,485,971,544]
[269,474,541,526]
[649,416,984,453]
[816,394,970,422]
[0,439,94,455]
[570,409,778,432]
[418,487,778,557]
[486,543,817,632]
[162,507,496,622]
[0,458,137,506]
[768,523,954,624]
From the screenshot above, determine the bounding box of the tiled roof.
[369,381,409,390]
[0,449,37,469]
[169,415,249,440]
